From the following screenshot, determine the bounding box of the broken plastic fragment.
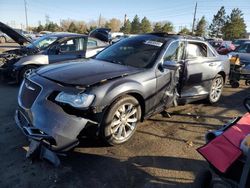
[26,139,60,167]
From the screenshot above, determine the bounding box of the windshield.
[95,35,165,68]
[234,43,250,53]
[27,35,58,50]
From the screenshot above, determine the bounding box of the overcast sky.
[0,0,250,31]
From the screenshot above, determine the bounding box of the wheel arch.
[17,64,40,83]
[0,35,6,42]
[106,91,146,122]
[217,71,226,83]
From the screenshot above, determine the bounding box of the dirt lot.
[0,44,249,188]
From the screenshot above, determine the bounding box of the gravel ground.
[0,43,249,188]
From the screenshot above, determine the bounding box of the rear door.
[180,41,219,98]
[48,37,87,63]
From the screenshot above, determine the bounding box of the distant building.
[246,32,250,39]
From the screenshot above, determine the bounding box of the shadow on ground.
[58,152,206,188]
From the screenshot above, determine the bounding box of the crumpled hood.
[37,59,142,86]
[0,22,31,45]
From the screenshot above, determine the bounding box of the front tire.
[100,95,141,145]
[208,75,224,104]
[18,65,37,83]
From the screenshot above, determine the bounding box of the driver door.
[154,40,185,110]
[48,37,87,63]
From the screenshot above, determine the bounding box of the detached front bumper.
[15,75,99,152]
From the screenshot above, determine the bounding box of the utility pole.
[24,0,28,31]
[98,14,101,28]
[191,2,197,36]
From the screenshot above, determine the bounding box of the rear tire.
[245,80,250,86]
[208,75,224,104]
[231,81,240,88]
[100,95,141,145]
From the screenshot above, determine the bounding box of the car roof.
[47,32,87,38]
[234,39,250,41]
[147,32,205,41]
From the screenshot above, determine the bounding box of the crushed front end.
[15,73,100,153]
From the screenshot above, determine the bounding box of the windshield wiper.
[108,59,125,65]
[96,57,125,65]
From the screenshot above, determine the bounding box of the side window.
[163,41,185,62]
[59,37,86,52]
[207,47,215,57]
[186,42,207,58]
[87,39,98,48]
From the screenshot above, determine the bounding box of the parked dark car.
[16,34,230,151]
[208,40,223,48]
[229,42,250,65]
[232,39,250,48]
[216,41,235,55]
[89,28,112,43]
[0,22,109,83]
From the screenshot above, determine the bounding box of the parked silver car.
[0,22,109,83]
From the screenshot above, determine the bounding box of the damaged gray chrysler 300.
[16,33,230,152]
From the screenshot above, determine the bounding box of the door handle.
[209,62,215,66]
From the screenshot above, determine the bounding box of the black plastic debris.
[26,139,60,167]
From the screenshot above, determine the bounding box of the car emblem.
[24,69,33,78]
[25,82,35,91]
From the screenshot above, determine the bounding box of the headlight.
[55,92,95,108]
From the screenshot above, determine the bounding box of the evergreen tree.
[140,17,152,33]
[195,16,207,37]
[153,22,162,32]
[36,25,44,32]
[120,20,131,34]
[44,22,60,32]
[131,15,141,34]
[161,22,174,33]
[68,22,78,33]
[178,27,190,35]
[222,8,247,40]
[209,6,226,37]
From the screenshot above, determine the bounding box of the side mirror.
[162,61,180,71]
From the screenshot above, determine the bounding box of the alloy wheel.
[210,77,223,103]
[110,103,138,141]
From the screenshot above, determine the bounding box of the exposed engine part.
[0,47,37,68]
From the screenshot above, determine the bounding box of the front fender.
[92,78,145,109]
[14,55,49,66]
[105,80,145,105]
